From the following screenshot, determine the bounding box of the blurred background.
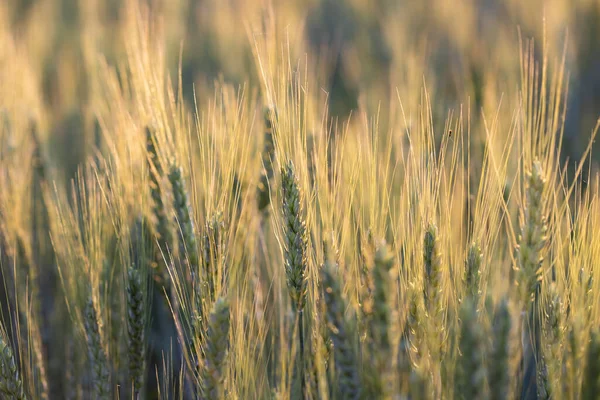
[1,1,599,398]
[2,0,600,180]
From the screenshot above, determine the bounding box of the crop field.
[1,0,600,399]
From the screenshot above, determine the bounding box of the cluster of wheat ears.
[1,2,600,400]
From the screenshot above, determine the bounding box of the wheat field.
[1,0,600,399]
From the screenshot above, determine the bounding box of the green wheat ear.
[146,127,173,253]
[369,240,395,396]
[397,323,413,398]
[516,160,547,305]
[423,222,444,367]
[423,223,442,317]
[409,367,430,400]
[202,212,227,304]
[257,107,277,213]
[126,263,148,397]
[281,160,308,398]
[464,242,482,301]
[361,240,394,398]
[84,299,111,400]
[321,260,361,400]
[515,160,547,398]
[169,164,199,270]
[200,297,230,400]
[455,297,487,400]
[540,284,564,398]
[581,332,600,400]
[582,331,600,400]
[371,241,394,354]
[281,160,308,312]
[490,298,511,400]
[0,334,26,400]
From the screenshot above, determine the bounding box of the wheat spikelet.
[201,212,226,304]
[464,242,482,301]
[281,161,308,312]
[490,298,511,400]
[397,324,412,399]
[146,127,173,253]
[371,241,393,358]
[200,297,230,400]
[516,160,547,304]
[409,367,430,400]
[581,331,600,400]
[539,284,563,398]
[84,299,110,399]
[126,263,147,397]
[321,261,361,400]
[515,160,548,399]
[0,335,26,400]
[363,240,394,397]
[169,165,199,270]
[407,287,422,361]
[257,107,277,213]
[423,223,442,318]
[454,297,487,400]
[281,161,308,398]
[423,222,444,394]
